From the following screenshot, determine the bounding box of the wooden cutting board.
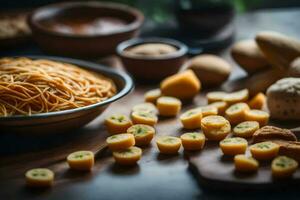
[188,120,300,190]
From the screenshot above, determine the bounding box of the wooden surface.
[189,132,300,190]
[2,8,300,200]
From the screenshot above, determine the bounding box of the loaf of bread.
[256,31,300,70]
[231,40,269,74]
[266,78,300,120]
[185,54,231,87]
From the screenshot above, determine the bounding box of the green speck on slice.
[163,137,176,143]
[257,143,270,149]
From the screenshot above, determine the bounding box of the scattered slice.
[105,114,132,135]
[156,136,182,154]
[245,109,270,127]
[144,89,161,104]
[160,70,201,100]
[206,91,227,103]
[180,132,205,151]
[248,93,266,109]
[219,137,248,156]
[132,102,158,114]
[180,108,202,129]
[25,168,54,187]
[233,121,260,138]
[67,151,94,171]
[131,111,158,126]
[157,96,182,117]
[208,101,228,115]
[201,115,228,129]
[113,146,142,166]
[202,121,231,141]
[127,124,155,146]
[225,102,250,125]
[106,133,135,151]
[197,105,218,117]
[223,89,249,105]
[272,156,298,178]
[234,155,259,172]
[250,141,279,160]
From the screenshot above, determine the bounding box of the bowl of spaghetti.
[0,56,133,134]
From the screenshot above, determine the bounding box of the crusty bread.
[266,78,300,120]
[231,40,270,74]
[185,54,231,87]
[272,140,300,161]
[253,126,297,143]
[256,31,300,70]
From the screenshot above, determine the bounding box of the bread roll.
[231,40,269,74]
[256,31,300,70]
[266,78,300,120]
[185,54,231,87]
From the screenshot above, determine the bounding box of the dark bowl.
[0,56,134,134]
[175,1,235,37]
[117,37,188,82]
[28,1,144,58]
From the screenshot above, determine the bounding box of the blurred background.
[1,0,300,55]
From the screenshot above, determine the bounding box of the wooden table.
[1,8,300,200]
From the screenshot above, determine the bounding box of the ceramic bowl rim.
[28,1,144,38]
[116,37,188,61]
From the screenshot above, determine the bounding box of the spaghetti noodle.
[0,57,116,116]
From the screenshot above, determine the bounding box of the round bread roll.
[267,78,300,120]
[185,54,231,87]
[288,57,300,77]
[256,31,300,70]
[231,40,270,74]
[126,43,177,57]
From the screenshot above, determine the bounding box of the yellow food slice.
[233,121,260,138]
[144,89,161,104]
[160,70,201,100]
[156,136,182,154]
[201,115,228,129]
[244,109,270,127]
[272,156,298,178]
[250,141,279,160]
[132,102,158,114]
[131,111,158,126]
[67,151,94,171]
[197,105,218,117]
[106,133,135,151]
[180,109,202,129]
[202,121,231,141]
[225,102,250,125]
[105,114,132,135]
[219,137,248,156]
[208,101,228,115]
[113,146,142,166]
[248,92,266,109]
[157,96,182,117]
[180,132,205,151]
[25,168,54,187]
[127,124,155,146]
[223,89,249,105]
[206,91,227,103]
[234,155,259,172]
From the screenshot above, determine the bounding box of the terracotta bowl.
[0,56,134,134]
[28,2,144,58]
[117,37,188,82]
